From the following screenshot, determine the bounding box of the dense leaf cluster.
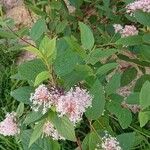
[0,0,150,150]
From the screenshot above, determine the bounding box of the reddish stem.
[76,137,82,150]
[7,25,36,48]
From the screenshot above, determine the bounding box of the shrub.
[0,0,150,150]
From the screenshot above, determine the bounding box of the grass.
[0,42,21,150]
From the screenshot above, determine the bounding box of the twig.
[97,43,116,48]
[6,25,36,48]
[76,137,82,150]
[89,120,102,142]
[7,25,56,85]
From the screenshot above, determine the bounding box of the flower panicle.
[0,112,20,136]
[30,85,92,124]
[43,121,65,140]
[56,86,92,124]
[113,24,138,37]
[96,132,122,150]
[30,84,52,114]
[126,0,150,15]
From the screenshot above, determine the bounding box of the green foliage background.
[0,0,150,149]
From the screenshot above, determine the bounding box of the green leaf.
[82,133,90,150]
[103,0,110,8]
[143,33,150,44]
[105,73,121,95]
[54,49,80,77]
[23,46,42,58]
[117,132,135,150]
[29,120,45,147]
[30,19,47,41]
[24,111,43,125]
[93,116,112,132]
[62,65,94,89]
[56,20,68,34]
[21,130,60,150]
[134,75,150,92]
[107,95,132,129]
[140,45,150,62]
[11,86,34,104]
[139,111,150,127]
[82,132,99,150]
[69,0,83,8]
[116,35,143,46]
[79,22,94,50]
[16,103,24,117]
[75,65,94,77]
[34,71,50,86]
[86,80,105,120]
[64,36,87,59]
[56,117,76,141]
[126,93,140,104]
[11,73,25,80]
[51,1,62,10]
[121,67,137,86]
[123,0,134,4]
[118,54,150,68]
[49,112,76,141]
[139,81,150,110]
[86,48,118,65]
[135,11,150,26]
[0,29,16,39]
[28,5,46,16]
[133,134,145,148]
[39,36,56,58]
[18,59,47,84]
[89,132,100,150]
[96,63,118,77]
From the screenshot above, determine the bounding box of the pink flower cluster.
[126,0,150,15]
[43,121,65,140]
[101,133,122,150]
[30,85,62,114]
[56,87,92,124]
[0,112,20,136]
[30,84,52,114]
[113,24,138,37]
[121,25,138,37]
[30,85,92,124]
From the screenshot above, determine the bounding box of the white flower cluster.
[96,133,122,150]
[56,87,92,124]
[30,85,92,124]
[113,24,138,37]
[30,84,57,114]
[43,121,65,140]
[0,112,20,136]
[101,134,122,150]
[126,0,150,15]
[113,24,123,34]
